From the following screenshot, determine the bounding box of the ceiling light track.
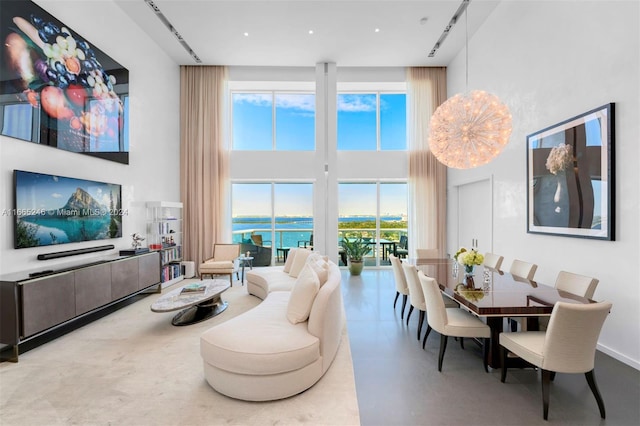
[428,0,470,58]
[144,0,202,63]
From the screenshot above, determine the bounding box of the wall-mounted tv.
[14,170,122,249]
[0,0,129,164]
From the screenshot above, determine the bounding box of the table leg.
[486,317,503,369]
[171,294,228,326]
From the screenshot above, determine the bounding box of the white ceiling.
[115,0,500,67]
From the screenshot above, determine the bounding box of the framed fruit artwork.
[0,0,129,164]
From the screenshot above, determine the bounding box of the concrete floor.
[342,268,640,426]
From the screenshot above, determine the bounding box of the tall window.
[337,92,406,151]
[232,92,315,150]
[232,182,313,264]
[338,182,407,266]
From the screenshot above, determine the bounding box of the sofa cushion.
[200,291,320,375]
[287,264,320,324]
[307,254,329,287]
[289,248,312,278]
[246,266,296,292]
[283,248,298,273]
[200,260,234,272]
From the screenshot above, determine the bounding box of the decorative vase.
[348,259,364,276]
[464,265,475,289]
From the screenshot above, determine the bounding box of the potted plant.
[341,232,372,276]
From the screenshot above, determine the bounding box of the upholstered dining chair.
[199,243,240,286]
[402,262,458,341]
[418,271,491,372]
[483,252,504,272]
[416,248,439,258]
[555,271,599,299]
[509,259,538,280]
[390,254,410,320]
[500,301,612,420]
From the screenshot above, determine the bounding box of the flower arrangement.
[545,143,573,175]
[455,248,484,275]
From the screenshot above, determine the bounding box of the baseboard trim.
[597,343,640,371]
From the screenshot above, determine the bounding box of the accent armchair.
[199,244,240,286]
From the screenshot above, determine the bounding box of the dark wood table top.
[409,258,592,318]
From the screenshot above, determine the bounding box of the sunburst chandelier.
[428,2,512,169]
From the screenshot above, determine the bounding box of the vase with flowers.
[455,248,484,289]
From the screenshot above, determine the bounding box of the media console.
[0,251,161,362]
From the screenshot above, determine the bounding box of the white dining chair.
[509,259,537,280]
[402,262,428,340]
[555,271,599,299]
[419,271,491,372]
[390,254,409,319]
[483,252,504,272]
[500,301,612,420]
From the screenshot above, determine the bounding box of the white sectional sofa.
[200,249,345,401]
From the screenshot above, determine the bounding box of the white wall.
[446,1,640,368]
[0,0,180,274]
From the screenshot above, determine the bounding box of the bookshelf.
[146,201,184,289]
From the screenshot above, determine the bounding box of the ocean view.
[232,215,407,248]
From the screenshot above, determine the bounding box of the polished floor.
[342,268,640,426]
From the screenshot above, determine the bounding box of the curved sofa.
[200,249,344,401]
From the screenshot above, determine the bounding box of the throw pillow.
[283,248,298,273]
[287,264,320,324]
[289,248,312,277]
[306,254,329,287]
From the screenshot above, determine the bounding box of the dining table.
[409,258,594,369]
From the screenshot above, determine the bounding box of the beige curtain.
[180,66,229,268]
[407,67,447,258]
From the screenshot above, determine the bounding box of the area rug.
[0,280,360,425]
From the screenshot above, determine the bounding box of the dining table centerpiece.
[455,248,484,289]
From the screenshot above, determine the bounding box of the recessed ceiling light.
[374,28,380,33]
[308,30,314,35]
[420,17,428,25]
[243,32,249,37]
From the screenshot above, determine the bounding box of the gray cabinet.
[0,252,160,361]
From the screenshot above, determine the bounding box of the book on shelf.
[180,283,206,294]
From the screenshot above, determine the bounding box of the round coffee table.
[150,279,230,326]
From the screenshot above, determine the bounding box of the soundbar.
[37,244,115,260]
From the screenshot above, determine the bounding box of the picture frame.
[0,0,129,164]
[526,103,615,240]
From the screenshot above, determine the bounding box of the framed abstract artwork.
[526,103,615,240]
[0,0,129,164]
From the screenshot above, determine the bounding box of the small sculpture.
[131,233,145,249]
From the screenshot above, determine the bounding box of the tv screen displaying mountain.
[13,170,122,248]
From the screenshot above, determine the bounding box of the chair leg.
[393,291,400,309]
[459,337,465,349]
[438,335,448,372]
[229,274,233,287]
[541,369,552,420]
[417,310,425,340]
[501,346,508,382]
[585,370,606,419]
[401,295,408,319]
[406,305,414,326]
[422,325,432,349]
[482,338,489,372]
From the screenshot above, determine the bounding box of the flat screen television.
[14,170,122,249]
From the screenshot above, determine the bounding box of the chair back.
[416,248,439,258]
[542,301,612,373]
[555,271,599,299]
[251,235,263,246]
[389,254,409,295]
[213,244,240,261]
[402,262,425,310]
[483,252,504,271]
[509,259,537,280]
[398,235,408,249]
[418,271,447,333]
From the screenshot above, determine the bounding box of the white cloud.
[233,93,272,107]
[51,193,62,198]
[275,94,315,112]
[338,95,376,112]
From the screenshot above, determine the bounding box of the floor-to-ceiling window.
[228,67,408,267]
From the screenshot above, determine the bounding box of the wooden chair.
[500,301,612,420]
